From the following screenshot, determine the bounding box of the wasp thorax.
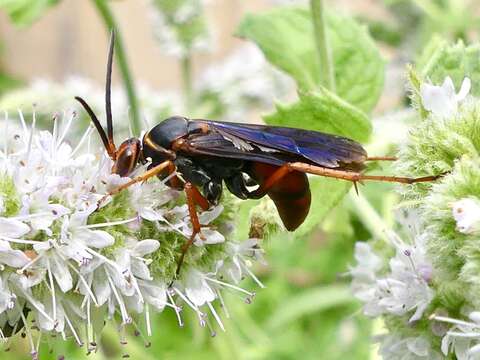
[112,138,141,177]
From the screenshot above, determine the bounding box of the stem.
[92,0,142,136]
[309,0,335,92]
[181,55,194,112]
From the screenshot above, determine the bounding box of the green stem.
[181,54,194,112]
[92,0,142,136]
[309,0,335,92]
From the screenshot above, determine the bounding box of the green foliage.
[264,90,371,143]
[419,39,480,96]
[423,157,480,308]
[396,100,480,199]
[0,175,20,216]
[237,6,384,113]
[0,0,61,26]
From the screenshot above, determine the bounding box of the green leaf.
[266,285,355,330]
[264,89,371,235]
[264,90,371,143]
[237,6,384,113]
[0,0,60,27]
[419,39,480,96]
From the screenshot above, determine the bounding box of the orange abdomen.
[249,163,311,231]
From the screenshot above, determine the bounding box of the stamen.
[66,262,99,306]
[46,259,57,327]
[19,311,36,360]
[429,314,476,327]
[63,311,83,346]
[206,277,255,296]
[216,290,230,319]
[17,253,44,274]
[240,260,265,288]
[71,125,94,157]
[145,303,152,337]
[80,217,138,229]
[207,301,225,332]
[446,331,480,338]
[106,272,130,324]
[167,290,183,327]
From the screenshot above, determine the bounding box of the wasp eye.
[112,138,141,177]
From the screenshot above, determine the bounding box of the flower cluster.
[148,0,211,58]
[0,111,263,358]
[196,44,294,121]
[351,74,480,359]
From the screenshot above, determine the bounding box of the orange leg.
[249,162,440,199]
[365,156,398,161]
[99,160,174,205]
[175,182,211,277]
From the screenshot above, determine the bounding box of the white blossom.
[351,215,434,323]
[0,110,263,356]
[420,76,471,118]
[452,198,480,234]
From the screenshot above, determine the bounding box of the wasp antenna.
[74,96,111,156]
[105,29,115,149]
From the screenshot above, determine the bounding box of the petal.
[420,81,457,117]
[195,229,225,245]
[138,207,163,221]
[0,218,30,238]
[51,255,73,292]
[457,77,471,101]
[131,260,152,280]
[185,269,216,307]
[133,239,160,256]
[198,205,224,225]
[77,229,115,248]
[93,269,111,306]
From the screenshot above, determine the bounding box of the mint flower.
[0,111,263,357]
[351,73,480,359]
[420,76,471,118]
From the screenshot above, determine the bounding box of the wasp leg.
[175,182,210,278]
[99,160,174,205]
[365,156,398,161]
[289,162,440,184]
[247,162,440,199]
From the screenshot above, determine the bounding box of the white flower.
[430,312,480,359]
[351,220,434,322]
[0,217,30,238]
[377,334,441,360]
[420,76,471,118]
[197,44,294,121]
[0,108,263,355]
[452,198,480,234]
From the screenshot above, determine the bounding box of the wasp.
[75,32,438,276]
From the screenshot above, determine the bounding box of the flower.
[420,76,471,118]
[377,334,441,360]
[430,312,480,359]
[451,198,480,234]
[351,224,434,323]
[0,110,263,357]
[196,44,294,121]
[148,0,211,58]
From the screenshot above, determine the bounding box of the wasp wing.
[185,131,294,166]
[189,120,367,169]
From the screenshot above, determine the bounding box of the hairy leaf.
[237,6,384,113]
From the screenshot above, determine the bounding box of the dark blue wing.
[194,120,367,168]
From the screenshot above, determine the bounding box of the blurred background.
[1,0,480,359]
